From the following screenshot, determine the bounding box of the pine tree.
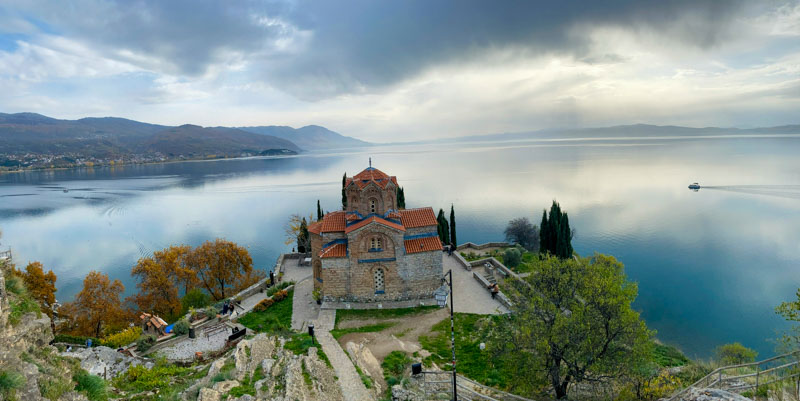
[317,200,323,220]
[449,204,457,247]
[437,209,450,245]
[298,218,309,253]
[342,172,348,210]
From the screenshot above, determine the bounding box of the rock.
[677,388,753,401]
[61,346,150,378]
[212,379,240,394]
[197,388,221,401]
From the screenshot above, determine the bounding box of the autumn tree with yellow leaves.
[129,245,194,320]
[59,271,128,337]
[187,239,264,301]
[15,261,58,332]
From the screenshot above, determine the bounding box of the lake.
[1,135,799,359]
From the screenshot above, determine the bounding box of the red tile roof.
[404,236,443,254]
[320,243,347,258]
[347,167,398,189]
[345,215,406,234]
[320,211,346,232]
[308,221,323,235]
[399,207,438,228]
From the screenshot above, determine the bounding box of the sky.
[0,0,798,142]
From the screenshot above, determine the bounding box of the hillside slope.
[239,124,370,150]
[142,125,301,156]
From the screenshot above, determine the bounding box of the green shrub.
[73,370,108,401]
[181,288,211,312]
[53,334,102,346]
[715,342,758,366]
[204,306,217,319]
[503,248,521,268]
[266,281,293,297]
[102,327,142,348]
[651,343,690,367]
[173,319,190,336]
[135,335,157,353]
[0,370,25,398]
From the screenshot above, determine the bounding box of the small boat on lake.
[688,182,700,190]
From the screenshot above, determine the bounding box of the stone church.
[308,164,443,305]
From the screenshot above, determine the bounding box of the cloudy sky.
[0,1,798,141]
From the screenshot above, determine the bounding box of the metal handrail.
[668,350,800,400]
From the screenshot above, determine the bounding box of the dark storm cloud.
[10,0,751,98]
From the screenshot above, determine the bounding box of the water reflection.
[0,136,799,359]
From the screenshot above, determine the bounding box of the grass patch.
[354,365,373,389]
[112,358,194,394]
[331,322,397,340]
[0,370,25,399]
[5,274,42,325]
[419,313,511,389]
[238,289,294,333]
[301,362,313,389]
[73,370,108,401]
[285,333,332,369]
[335,305,439,326]
[381,351,411,398]
[652,342,690,367]
[228,365,263,398]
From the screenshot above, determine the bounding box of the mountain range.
[0,113,368,160]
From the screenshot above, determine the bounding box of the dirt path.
[337,307,448,362]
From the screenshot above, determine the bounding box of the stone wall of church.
[345,182,397,215]
[320,222,443,303]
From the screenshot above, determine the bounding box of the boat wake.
[701,185,800,200]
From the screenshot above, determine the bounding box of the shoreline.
[0,152,301,175]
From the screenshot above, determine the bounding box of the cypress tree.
[449,204,457,247]
[437,209,449,245]
[298,217,309,253]
[317,200,323,221]
[539,201,573,258]
[397,187,406,209]
[341,173,347,209]
[539,209,549,255]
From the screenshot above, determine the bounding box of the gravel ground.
[158,328,232,361]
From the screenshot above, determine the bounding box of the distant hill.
[238,125,370,150]
[142,125,301,156]
[0,113,340,162]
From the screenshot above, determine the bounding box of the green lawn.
[334,305,439,326]
[418,313,512,390]
[238,289,294,333]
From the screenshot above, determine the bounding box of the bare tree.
[504,217,539,251]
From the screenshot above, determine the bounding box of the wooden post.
[756,366,759,392]
[718,371,722,388]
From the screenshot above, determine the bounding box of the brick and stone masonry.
[308,164,443,304]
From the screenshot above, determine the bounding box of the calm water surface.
[1,136,799,358]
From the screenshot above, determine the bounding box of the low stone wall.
[472,271,513,309]
[469,257,519,280]
[321,297,438,310]
[452,251,471,271]
[456,242,510,251]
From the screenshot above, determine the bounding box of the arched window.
[374,268,385,294]
[370,199,377,213]
[370,237,382,251]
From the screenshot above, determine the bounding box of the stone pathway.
[444,254,509,314]
[291,277,319,331]
[314,309,372,401]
